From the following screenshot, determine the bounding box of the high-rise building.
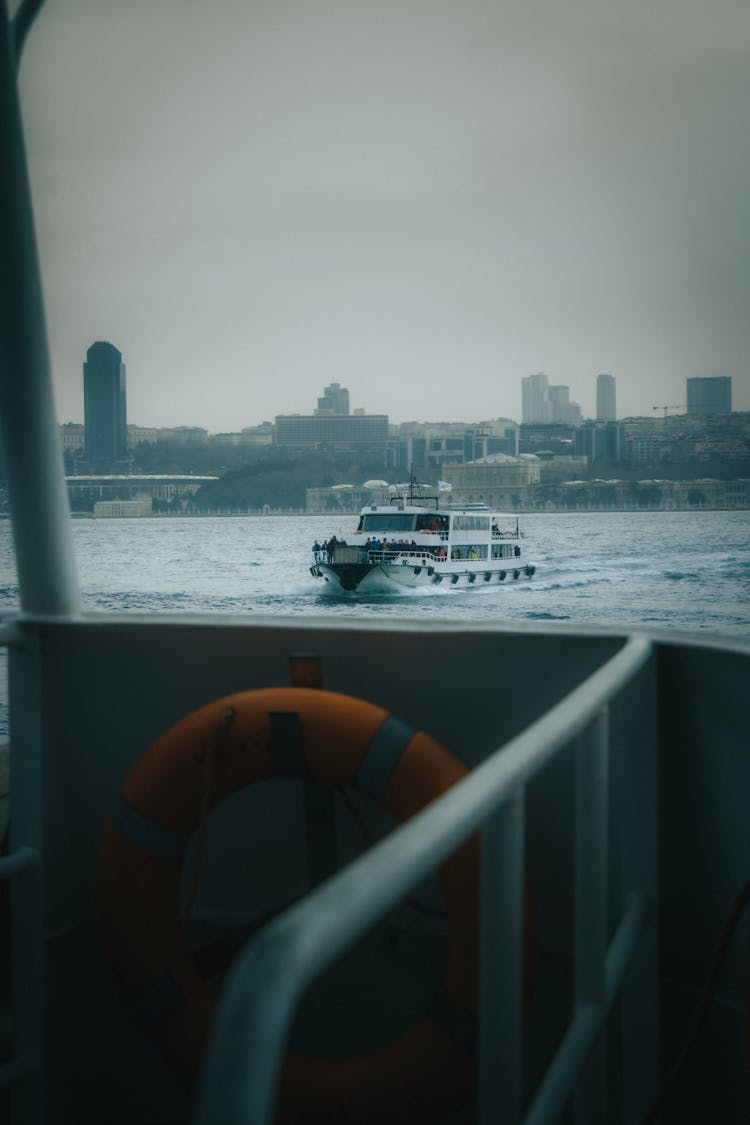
[686,377,731,415]
[548,385,582,424]
[596,373,616,422]
[315,382,350,415]
[521,372,550,423]
[83,341,129,472]
[576,419,623,463]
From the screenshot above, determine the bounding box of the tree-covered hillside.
[191,451,393,511]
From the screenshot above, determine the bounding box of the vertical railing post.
[615,656,660,1119]
[0,0,80,618]
[574,708,609,1124]
[478,787,524,1125]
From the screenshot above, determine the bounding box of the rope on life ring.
[97,687,536,1124]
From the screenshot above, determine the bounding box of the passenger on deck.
[313,540,322,561]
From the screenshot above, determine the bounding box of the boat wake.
[523,574,610,592]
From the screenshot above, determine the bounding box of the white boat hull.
[312,557,535,593]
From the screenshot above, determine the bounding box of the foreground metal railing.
[193,634,657,1125]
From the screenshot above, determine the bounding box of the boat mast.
[0,0,80,616]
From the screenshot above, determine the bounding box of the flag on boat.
[437,480,452,492]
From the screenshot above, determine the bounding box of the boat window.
[362,513,416,533]
[415,514,449,533]
[451,544,488,560]
[452,515,490,531]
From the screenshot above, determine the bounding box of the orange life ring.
[97,687,534,1123]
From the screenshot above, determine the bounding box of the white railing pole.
[0,0,80,618]
[614,659,660,1119]
[478,787,524,1124]
[574,708,609,1124]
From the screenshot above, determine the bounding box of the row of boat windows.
[359,513,452,533]
[359,513,494,533]
[452,515,491,531]
[320,543,520,562]
[452,544,520,560]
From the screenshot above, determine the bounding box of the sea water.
[0,509,748,636]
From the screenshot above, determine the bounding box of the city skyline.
[69,350,737,435]
[20,2,750,430]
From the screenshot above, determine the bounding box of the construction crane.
[652,404,686,418]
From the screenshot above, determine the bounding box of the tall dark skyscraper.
[686,376,731,415]
[83,341,128,472]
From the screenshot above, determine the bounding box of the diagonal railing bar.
[192,635,653,1125]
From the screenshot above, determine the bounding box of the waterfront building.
[127,425,159,447]
[209,425,273,448]
[66,474,218,510]
[83,341,129,472]
[274,412,389,450]
[596,374,616,421]
[442,454,541,508]
[92,499,152,518]
[686,377,731,415]
[58,422,85,454]
[156,426,209,444]
[535,454,590,481]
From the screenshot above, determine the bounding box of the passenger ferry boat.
[2,6,749,1125]
[311,487,535,593]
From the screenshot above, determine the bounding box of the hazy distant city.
[42,341,750,517]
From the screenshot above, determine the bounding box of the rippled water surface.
[1,510,748,637]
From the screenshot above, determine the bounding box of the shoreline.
[2,504,750,521]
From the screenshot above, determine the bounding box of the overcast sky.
[18,0,750,430]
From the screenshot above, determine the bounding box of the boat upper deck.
[353,505,521,540]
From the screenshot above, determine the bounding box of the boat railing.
[193,634,658,1125]
[368,549,446,565]
[318,548,447,565]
